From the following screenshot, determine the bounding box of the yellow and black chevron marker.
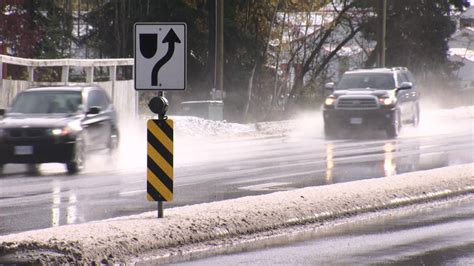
[147,119,173,202]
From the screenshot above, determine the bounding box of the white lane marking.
[239,182,292,191]
[120,189,146,196]
[126,180,144,185]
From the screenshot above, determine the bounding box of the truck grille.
[336,96,378,110]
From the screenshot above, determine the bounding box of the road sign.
[147,119,174,201]
[134,23,187,90]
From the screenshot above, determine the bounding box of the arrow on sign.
[151,29,181,86]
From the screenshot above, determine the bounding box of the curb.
[0,164,473,264]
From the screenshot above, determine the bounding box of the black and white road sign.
[134,23,187,90]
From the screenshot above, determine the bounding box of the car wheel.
[412,105,420,127]
[107,127,119,165]
[107,127,119,152]
[386,111,401,138]
[67,139,85,174]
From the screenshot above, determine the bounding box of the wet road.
[175,195,474,265]
[0,114,473,235]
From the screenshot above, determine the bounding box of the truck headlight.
[324,97,336,106]
[379,97,394,106]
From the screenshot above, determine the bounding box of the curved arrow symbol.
[152,29,181,86]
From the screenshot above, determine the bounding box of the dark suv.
[0,86,119,174]
[322,67,420,138]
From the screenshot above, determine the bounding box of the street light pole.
[215,0,224,100]
[377,0,387,68]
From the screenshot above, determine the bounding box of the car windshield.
[335,73,395,90]
[10,90,82,114]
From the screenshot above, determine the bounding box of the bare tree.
[278,0,371,112]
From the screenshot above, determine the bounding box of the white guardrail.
[0,55,137,120]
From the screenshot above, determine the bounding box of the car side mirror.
[398,82,413,91]
[325,82,335,91]
[86,106,101,115]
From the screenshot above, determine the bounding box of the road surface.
[0,117,472,235]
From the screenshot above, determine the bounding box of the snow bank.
[0,164,472,264]
[172,106,473,140]
[172,116,256,138]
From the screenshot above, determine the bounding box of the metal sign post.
[157,91,165,219]
[158,201,163,218]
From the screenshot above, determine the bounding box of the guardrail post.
[28,66,35,85]
[0,56,3,87]
[0,57,3,109]
[109,65,116,99]
[61,66,69,85]
[0,56,3,80]
[85,66,94,84]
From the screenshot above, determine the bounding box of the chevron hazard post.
[147,119,173,202]
[146,94,172,218]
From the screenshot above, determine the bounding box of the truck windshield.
[335,73,395,90]
[10,91,82,114]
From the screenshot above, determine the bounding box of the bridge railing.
[0,55,137,121]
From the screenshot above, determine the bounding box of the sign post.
[135,22,186,218]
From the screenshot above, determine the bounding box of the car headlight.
[324,96,336,106]
[50,127,71,136]
[67,120,82,131]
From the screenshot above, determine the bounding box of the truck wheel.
[324,123,336,139]
[386,111,401,138]
[67,140,85,174]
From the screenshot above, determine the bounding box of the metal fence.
[0,55,137,122]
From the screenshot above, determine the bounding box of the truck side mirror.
[325,82,335,91]
[86,106,101,115]
[398,82,413,90]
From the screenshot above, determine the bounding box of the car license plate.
[350,117,363,125]
[14,146,33,155]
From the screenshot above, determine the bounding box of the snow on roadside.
[0,164,472,264]
[171,116,256,138]
[413,105,474,136]
[425,105,474,120]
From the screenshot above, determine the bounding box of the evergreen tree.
[31,0,75,58]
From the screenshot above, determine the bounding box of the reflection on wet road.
[0,126,473,235]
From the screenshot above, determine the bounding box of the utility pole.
[215,0,224,100]
[377,0,387,67]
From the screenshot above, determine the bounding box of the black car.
[322,67,420,138]
[0,86,119,174]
